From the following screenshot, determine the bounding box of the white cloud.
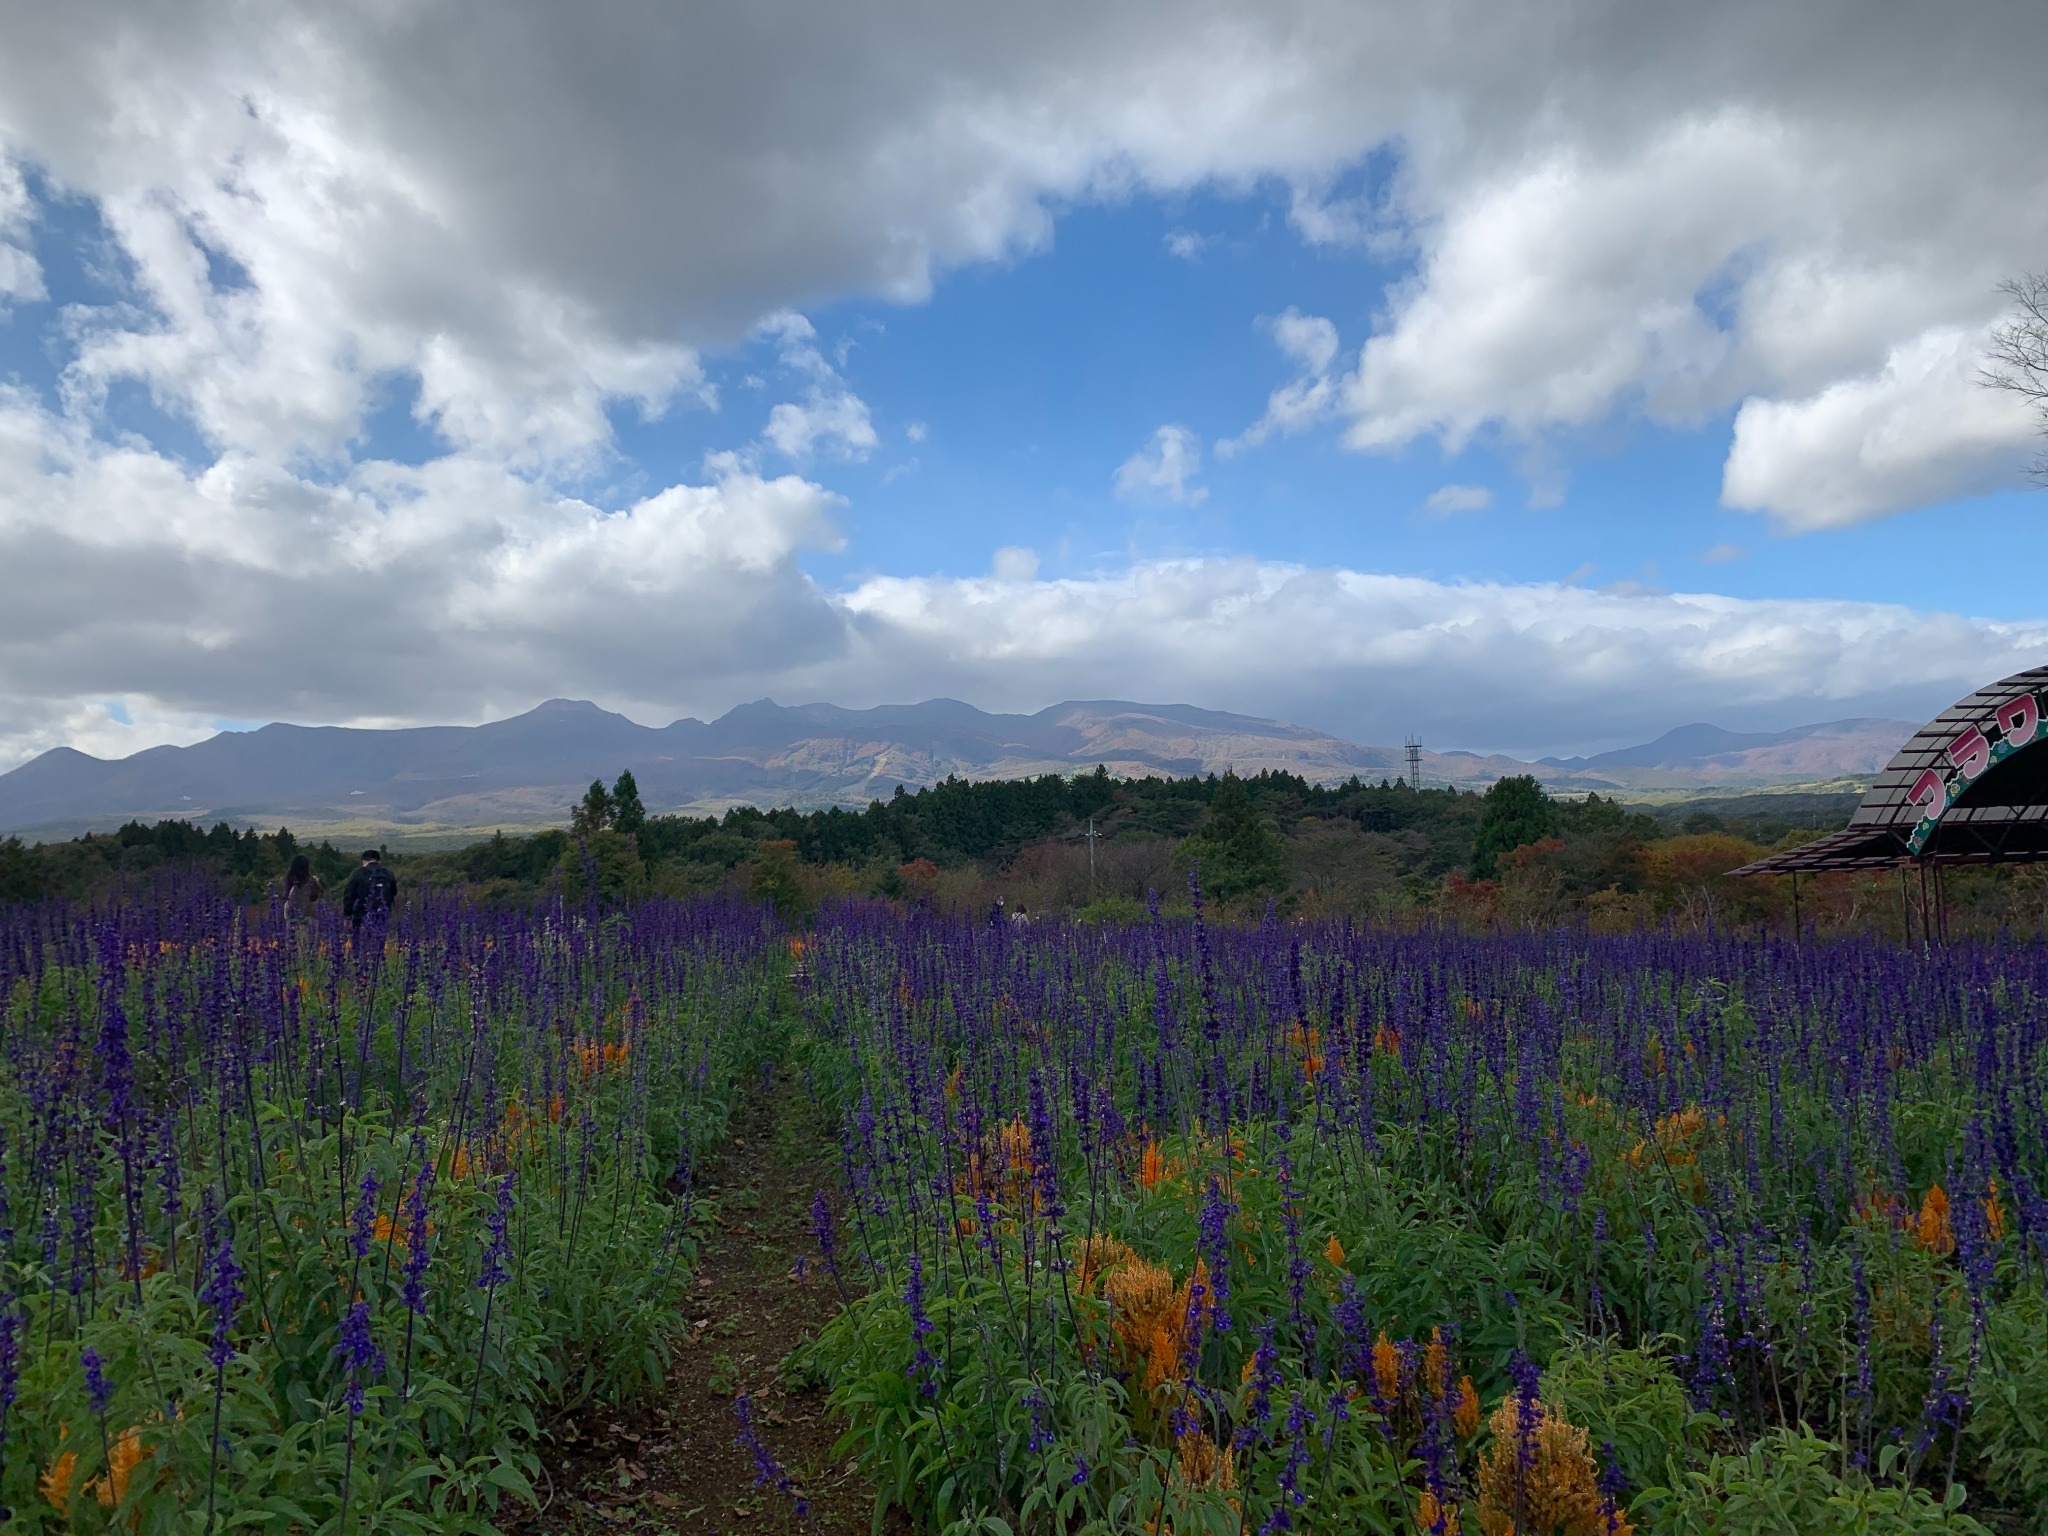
[1699,542,1748,564]
[1164,228,1209,261]
[1114,424,1207,506]
[1721,327,2039,530]
[826,560,2046,756]
[1220,309,1341,455]
[904,420,929,442]
[764,392,879,460]
[1423,483,1492,516]
[0,0,2045,769]
[0,384,2038,767]
[0,3,2038,519]
[0,155,43,307]
[755,310,879,460]
[991,545,1039,581]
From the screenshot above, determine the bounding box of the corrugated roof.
[1734,663,2048,875]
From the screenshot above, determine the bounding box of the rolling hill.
[0,699,1918,840]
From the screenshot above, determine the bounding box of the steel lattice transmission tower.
[1404,737,1423,790]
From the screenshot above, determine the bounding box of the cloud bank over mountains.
[0,0,2043,768]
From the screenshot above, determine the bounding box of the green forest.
[0,764,1949,935]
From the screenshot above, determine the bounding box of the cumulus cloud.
[1114,424,1207,506]
[824,560,2045,757]
[0,0,2045,767]
[1219,309,1341,455]
[0,156,42,308]
[1423,483,1492,516]
[0,378,2036,767]
[1721,327,2039,530]
[0,393,848,762]
[754,311,878,460]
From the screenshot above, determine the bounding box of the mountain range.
[0,699,1916,841]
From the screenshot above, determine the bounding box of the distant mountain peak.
[0,699,1917,840]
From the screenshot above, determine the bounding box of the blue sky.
[0,1,2045,767]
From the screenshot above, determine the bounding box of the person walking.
[341,849,398,933]
[281,853,323,922]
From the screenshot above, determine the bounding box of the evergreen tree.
[1176,772,1286,904]
[1470,774,1557,879]
[611,770,646,837]
[572,778,615,835]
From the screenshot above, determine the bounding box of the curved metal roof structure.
[1736,663,2048,874]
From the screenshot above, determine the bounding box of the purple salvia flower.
[1023,1386,1053,1454]
[1234,1319,1281,1450]
[349,1169,381,1261]
[0,1295,23,1455]
[401,1164,435,1316]
[477,1172,514,1290]
[202,1231,244,1367]
[81,1345,111,1416]
[333,1300,385,1416]
[904,1254,939,1397]
[733,1393,808,1517]
[1198,1175,1236,1332]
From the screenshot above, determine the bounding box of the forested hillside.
[4,764,1973,936]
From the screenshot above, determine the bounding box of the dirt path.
[527,1070,900,1536]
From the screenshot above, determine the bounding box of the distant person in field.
[281,854,323,921]
[341,849,398,933]
[1009,904,1030,927]
[988,895,1006,927]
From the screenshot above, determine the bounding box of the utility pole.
[1086,817,1099,887]
[1404,737,1423,791]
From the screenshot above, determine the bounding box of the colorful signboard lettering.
[1907,690,2048,854]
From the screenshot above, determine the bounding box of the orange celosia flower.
[41,1444,78,1510]
[1476,1395,1604,1536]
[1452,1376,1479,1439]
[1074,1232,1137,1292]
[1138,1140,1169,1191]
[1175,1428,1238,1490]
[1984,1179,2007,1243]
[1374,1024,1403,1056]
[1325,1235,1346,1267]
[1422,1327,1448,1398]
[1372,1331,1401,1403]
[94,1426,146,1509]
[1916,1185,1954,1256]
[1415,1489,1460,1534]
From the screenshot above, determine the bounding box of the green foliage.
[1471,773,1558,879]
[748,838,809,921]
[1966,1287,2048,1531]
[1540,1337,1717,1505]
[1175,772,1287,904]
[571,777,615,835]
[610,770,646,837]
[1655,1428,1991,1535]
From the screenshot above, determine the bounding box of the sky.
[0,0,2045,768]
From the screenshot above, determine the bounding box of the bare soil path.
[522,1069,903,1536]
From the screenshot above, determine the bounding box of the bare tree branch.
[1984,270,2048,482]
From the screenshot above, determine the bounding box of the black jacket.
[341,863,399,921]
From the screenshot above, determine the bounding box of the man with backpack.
[341,849,399,932]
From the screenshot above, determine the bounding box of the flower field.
[791,899,2048,1535]
[4,880,2048,1535]
[0,889,776,1532]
